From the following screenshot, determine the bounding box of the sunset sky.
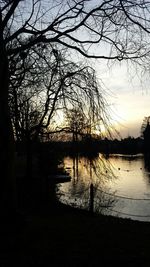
[96,61,150,139]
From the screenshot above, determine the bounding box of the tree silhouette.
[141,116,150,153]
[1,0,150,215]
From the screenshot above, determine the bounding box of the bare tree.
[9,44,110,180]
[1,0,150,214]
[10,45,109,141]
[141,116,150,137]
[141,116,150,153]
[65,108,87,143]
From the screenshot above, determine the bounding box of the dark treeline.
[16,136,144,161]
[59,136,143,155]
[97,137,144,155]
[58,137,143,156]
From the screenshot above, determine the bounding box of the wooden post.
[89,183,94,214]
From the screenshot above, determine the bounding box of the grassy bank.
[1,201,150,267]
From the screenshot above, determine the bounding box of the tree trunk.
[0,30,16,217]
[26,133,32,178]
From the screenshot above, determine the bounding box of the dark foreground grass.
[1,201,150,267]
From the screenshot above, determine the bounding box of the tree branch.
[2,0,20,29]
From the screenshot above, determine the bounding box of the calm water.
[57,154,150,221]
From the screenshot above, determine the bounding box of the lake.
[57,153,150,221]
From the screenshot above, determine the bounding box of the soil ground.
[1,201,150,267]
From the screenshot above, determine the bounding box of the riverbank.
[1,202,150,267]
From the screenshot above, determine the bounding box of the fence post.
[89,183,94,214]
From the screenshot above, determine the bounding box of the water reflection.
[58,154,117,215]
[106,154,150,221]
[57,153,150,221]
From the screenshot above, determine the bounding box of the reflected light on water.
[57,154,150,222]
